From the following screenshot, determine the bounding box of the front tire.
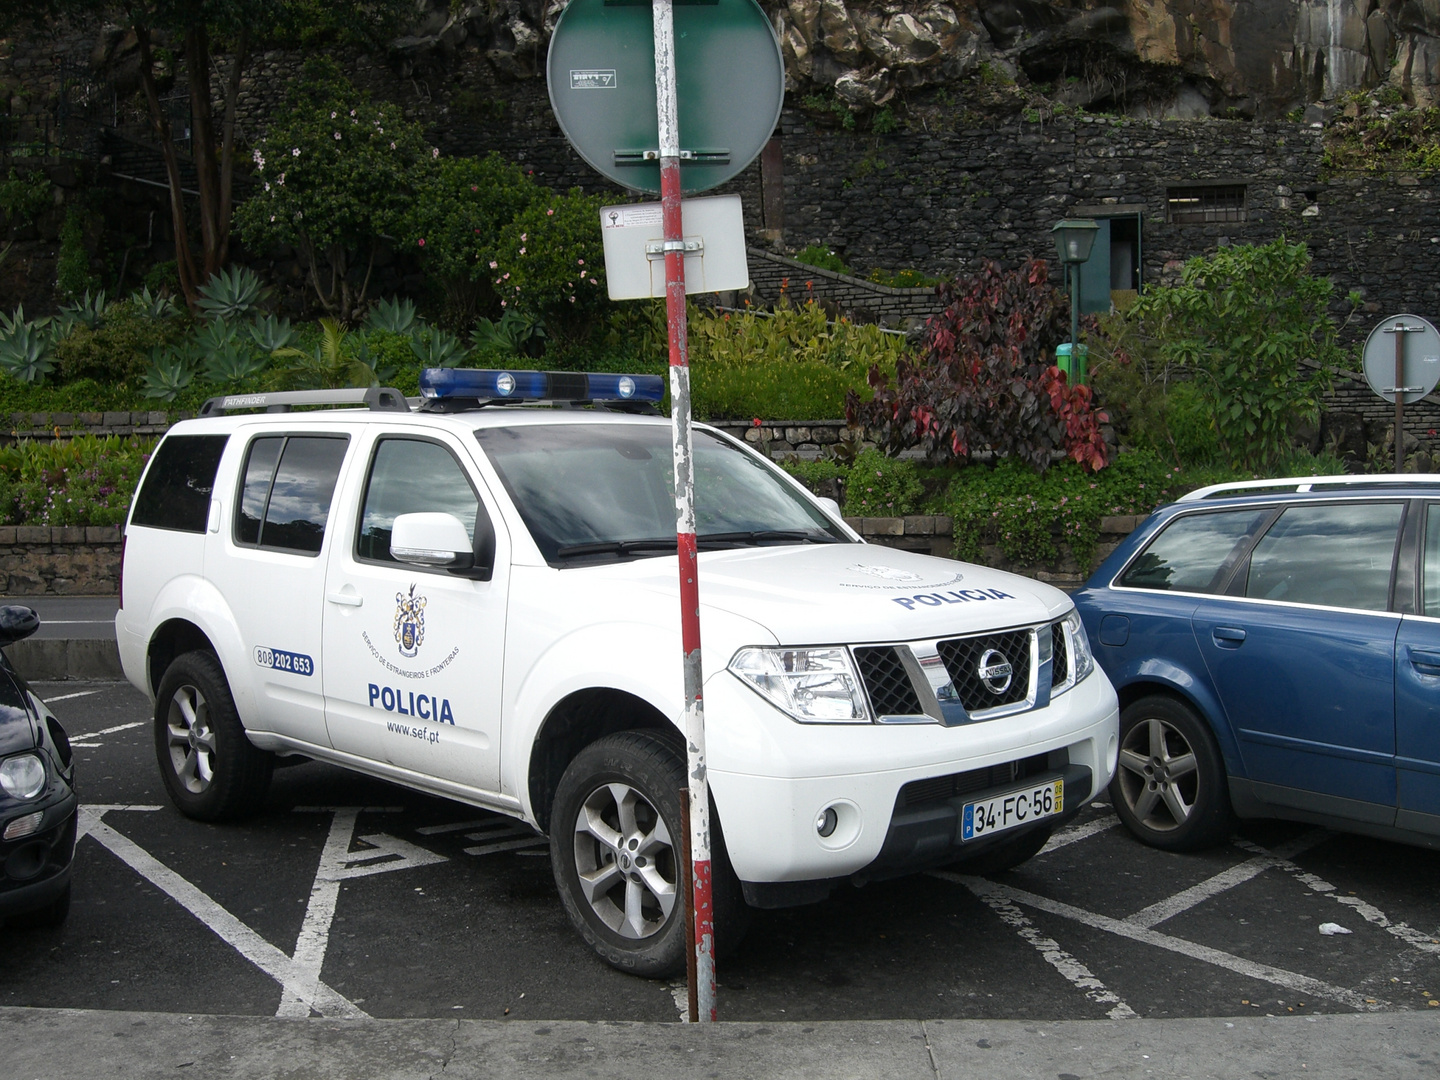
[154,651,273,822]
[551,730,745,977]
[1110,694,1231,851]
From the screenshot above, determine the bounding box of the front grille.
[1051,622,1069,687]
[899,753,1051,807]
[937,629,1032,711]
[855,646,924,718]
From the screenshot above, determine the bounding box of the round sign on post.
[546,0,784,195]
[1362,314,1440,404]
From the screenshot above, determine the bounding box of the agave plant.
[60,289,108,330]
[195,317,241,356]
[129,286,178,320]
[471,310,544,355]
[247,313,296,354]
[0,304,50,341]
[351,335,399,387]
[0,322,56,383]
[203,341,269,388]
[365,296,419,336]
[141,345,199,401]
[197,265,265,320]
[409,327,467,368]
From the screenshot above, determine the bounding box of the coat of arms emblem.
[394,583,427,658]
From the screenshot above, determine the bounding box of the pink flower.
[547,208,554,216]
[519,247,525,255]
[418,238,426,247]
[432,147,440,159]
[520,233,527,242]
[578,259,584,265]
[489,261,497,269]
[500,300,507,307]
[471,185,478,192]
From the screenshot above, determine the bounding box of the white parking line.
[1234,838,1440,957]
[937,872,1386,1012]
[1040,811,1118,854]
[464,836,548,857]
[962,875,1137,1019]
[45,688,106,702]
[67,720,145,747]
[1124,830,1332,929]
[82,808,367,1019]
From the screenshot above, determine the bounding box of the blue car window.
[1118,509,1270,593]
[1423,505,1440,616]
[1245,502,1402,611]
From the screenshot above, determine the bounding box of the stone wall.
[0,526,122,595]
[3,410,177,444]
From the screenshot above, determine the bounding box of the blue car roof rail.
[1178,474,1440,502]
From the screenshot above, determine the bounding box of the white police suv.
[117,369,1119,975]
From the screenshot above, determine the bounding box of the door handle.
[327,592,363,607]
[1211,626,1247,648]
[1408,647,1440,677]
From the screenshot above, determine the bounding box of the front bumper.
[0,790,78,918]
[706,662,1118,886]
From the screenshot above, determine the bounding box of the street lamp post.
[1051,219,1100,385]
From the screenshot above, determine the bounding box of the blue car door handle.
[1212,626,1247,648]
[1408,647,1440,677]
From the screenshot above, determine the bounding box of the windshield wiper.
[697,530,845,547]
[555,538,679,560]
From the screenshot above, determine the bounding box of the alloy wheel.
[571,781,678,940]
[1115,715,1199,832]
[165,683,216,795]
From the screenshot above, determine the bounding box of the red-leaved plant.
[845,258,1109,472]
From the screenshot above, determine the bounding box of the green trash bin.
[1056,343,1089,385]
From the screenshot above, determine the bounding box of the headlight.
[729,647,870,723]
[0,753,46,799]
[1064,610,1095,684]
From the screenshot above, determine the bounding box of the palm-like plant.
[270,318,377,389]
[471,310,544,356]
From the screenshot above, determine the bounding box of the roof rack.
[198,387,410,416]
[1178,474,1440,502]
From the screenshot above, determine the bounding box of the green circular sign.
[546,0,784,195]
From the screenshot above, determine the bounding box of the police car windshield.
[475,424,848,564]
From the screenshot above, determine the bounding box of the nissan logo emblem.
[977,648,1014,695]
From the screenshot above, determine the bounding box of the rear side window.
[1245,502,1402,611]
[234,435,349,555]
[1118,509,1271,593]
[130,434,229,532]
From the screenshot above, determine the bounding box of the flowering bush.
[401,154,542,325]
[235,59,434,319]
[0,436,152,526]
[842,448,924,516]
[492,190,607,345]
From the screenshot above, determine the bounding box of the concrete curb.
[3,1007,1437,1079]
[5,636,124,680]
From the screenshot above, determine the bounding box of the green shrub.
[793,244,851,275]
[493,189,607,346]
[55,205,96,301]
[0,168,52,228]
[781,458,848,495]
[142,261,180,295]
[866,267,941,288]
[843,449,923,516]
[52,305,192,384]
[0,435,153,526]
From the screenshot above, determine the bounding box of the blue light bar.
[419,368,664,404]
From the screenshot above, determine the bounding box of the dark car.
[1073,475,1440,852]
[0,605,77,927]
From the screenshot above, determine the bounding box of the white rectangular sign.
[600,194,749,300]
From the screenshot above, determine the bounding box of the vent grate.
[899,754,1051,807]
[937,629,1032,711]
[1051,623,1069,688]
[854,646,924,718]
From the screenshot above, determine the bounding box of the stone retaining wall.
[3,411,177,443]
[0,526,123,595]
[744,249,941,329]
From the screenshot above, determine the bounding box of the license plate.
[961,779,1064,842]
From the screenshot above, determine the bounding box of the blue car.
[1073,475,1440,852]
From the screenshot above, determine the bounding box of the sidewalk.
[3,1007,1436,1079]
[0,596,121,680]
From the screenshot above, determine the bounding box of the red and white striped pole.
[652,0,715,1021]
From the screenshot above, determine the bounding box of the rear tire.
[550,730,746,977]
[154,651,273,822]
[1110,694,1231,851]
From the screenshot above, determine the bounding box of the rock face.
[380,0,1440,117]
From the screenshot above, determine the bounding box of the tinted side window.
[234,435,349,555]
[130,434,229,532]
[1118,509,1271,593]
[1245,502,1402,611]
[1420,504,1440,616]
[358,439,480,563]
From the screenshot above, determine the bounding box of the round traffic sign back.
[1362,314,1440,404]
[546,0,784,195]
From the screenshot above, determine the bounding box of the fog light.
[815,806,839,837]
[3,810,43,841]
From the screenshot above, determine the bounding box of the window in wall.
[1166,185,1247,224]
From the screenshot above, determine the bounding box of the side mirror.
[0,606,40,646]
[818,497,843,519]
[391,513,475,570]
